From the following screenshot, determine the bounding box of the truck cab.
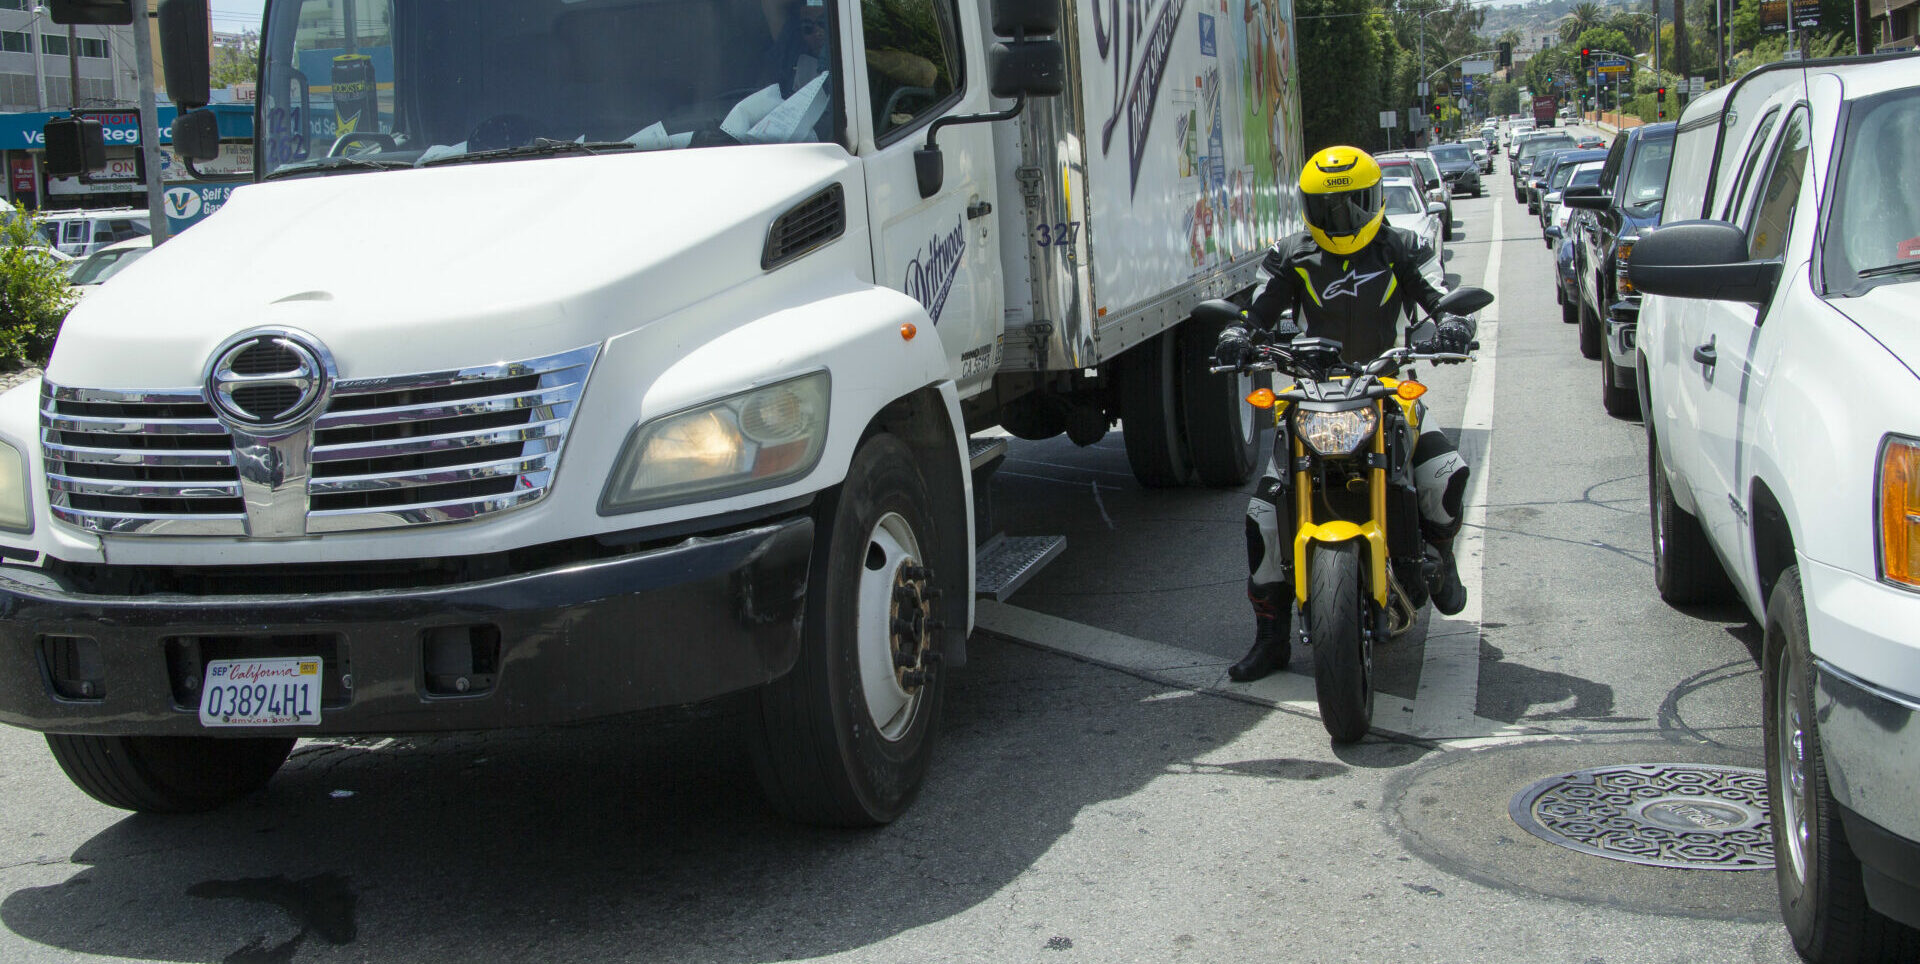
[1562,120,1673,418]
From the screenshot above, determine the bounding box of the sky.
[211,1,266,34]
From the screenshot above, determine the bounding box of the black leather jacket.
[1246,226,1447,362]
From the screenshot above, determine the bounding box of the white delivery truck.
[0,0,1302,826]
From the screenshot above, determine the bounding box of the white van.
[36,207,150,258]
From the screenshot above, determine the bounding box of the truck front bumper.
[1605,303,1638,387]
[0,517,813,736]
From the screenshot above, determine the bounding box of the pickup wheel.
[1560,291,1578,324]
[1577,287,1601,360]
[1178,314,1263,487]
[1116,330,1194,488]
[45,734,293,813]
[1601,347,1640,419]
[1765,567,1920,961]
[748,432,946,826]
[1646,428,1733,605]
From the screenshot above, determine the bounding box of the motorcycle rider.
[1214,145,1475,682]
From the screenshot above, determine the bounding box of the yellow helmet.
[1298,146,1385,256]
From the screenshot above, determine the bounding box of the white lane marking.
[1408,197,1502,739]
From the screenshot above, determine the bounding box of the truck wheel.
[1765,567,1920,961]
[1116,330,1193,488]
[1577,289,1601,360]
[1561,292,1578,324]
[1308,541,1373,744]
[748,432,945,826]
[1647,429,1732,605]
[1178,315,1262,487]
[45,734,293,813]
[1601,348,1640,419]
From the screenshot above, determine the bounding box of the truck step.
[969,436,1008,471]
[974,533,1066,602]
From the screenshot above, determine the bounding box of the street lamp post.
[29,6,46,110]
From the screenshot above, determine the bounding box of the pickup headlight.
[0,438,28,533]
[600,371,829,514]
[1293,407,1378,457]
[1880,436,1920,588]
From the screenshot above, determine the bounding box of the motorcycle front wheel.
[1309,540,1374,743]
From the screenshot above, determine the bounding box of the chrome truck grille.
[40,345,597,537]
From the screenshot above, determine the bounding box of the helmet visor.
[1302,185,1382,238]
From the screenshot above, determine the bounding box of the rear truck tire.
[748,432,946,826]
[1443,218,1454,242]
[1646,428,1734,605]
[45,734,294,813]
[1308,540,1373,744]
[1178,314,1263,487]
[1602,345,1640,419]
[1765,567,1920,961]
[1561,292,1578,324]
[1117,329,1194,488]
[1577,286,1602,360]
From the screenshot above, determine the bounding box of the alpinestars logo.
[1323,268,1387,301]
[905,217,967,324]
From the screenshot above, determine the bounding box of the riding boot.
[1229,601,1294,682]
[1428,536,1468,617]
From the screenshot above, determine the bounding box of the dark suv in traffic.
[1563,121,1676,418]
[1427,143,1482,198]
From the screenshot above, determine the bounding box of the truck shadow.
[0,635,1266,963]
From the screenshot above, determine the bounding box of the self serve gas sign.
[163,184,237,233]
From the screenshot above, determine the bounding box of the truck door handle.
[1693,338,1717,367]
[967,201,993,220]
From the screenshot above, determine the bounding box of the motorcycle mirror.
[1407,319,1438,346]
[1434,286,1493,316]
[1191,299,1244,327]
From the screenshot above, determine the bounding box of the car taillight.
[1881,437,1920,589]
[1615,237,1637,296]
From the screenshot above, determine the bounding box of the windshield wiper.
[418,138,639,168]
[1859,261,1920,280]
[262,155,415,180]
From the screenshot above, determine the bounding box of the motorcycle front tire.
[1309,540,1373,743]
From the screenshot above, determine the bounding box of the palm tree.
[1671,0,1692,83]
[1609,12,1652,49]
[1559,2,1604,42]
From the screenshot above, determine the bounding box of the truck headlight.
[601,371,829,514]
[1879,435,1920,589]
[0,438,29,534]
[1292,407,1378,457]
[1615,237,1638,296]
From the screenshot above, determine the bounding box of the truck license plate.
[198,657,323,727]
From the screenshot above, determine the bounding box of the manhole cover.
[1508,763,1773,871]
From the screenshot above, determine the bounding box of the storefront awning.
[0,105,254,151]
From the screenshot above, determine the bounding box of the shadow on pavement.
[1,637,1265,964]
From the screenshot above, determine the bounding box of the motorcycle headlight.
[1292,407,1378,457]
[601,371,829,514]
[0,438,29,534]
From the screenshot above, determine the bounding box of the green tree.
[1490,80,1519,114]
[211,32,258,88]
[1296,0,1391,152]
[0,206,76,369]
[1560,2,1604,41]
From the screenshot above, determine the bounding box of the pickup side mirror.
[1628,221,1782,306]
[1426,201,1445,215]
[1434,285,1494,316]
[1562,188,1611,211]
[158,0,212,110]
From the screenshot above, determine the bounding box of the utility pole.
[66,25,78,108]
[131,0,167,243]
[30,7,45,110]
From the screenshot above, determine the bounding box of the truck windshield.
[1823,88,1920,289]
[1517,136,1572,162]
[1619,135,1673,214]
[258,0,841,178]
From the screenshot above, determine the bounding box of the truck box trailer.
[0,0,1302,825]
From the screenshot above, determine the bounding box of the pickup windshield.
[258,0,842,178]
[1619,135,1673,215]
[1824,88,1920,289]
[1428,145,1471,165]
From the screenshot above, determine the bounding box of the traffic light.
[1581,48,1592,74]
[1657,86,1667,120]
[1498,41,1512,68]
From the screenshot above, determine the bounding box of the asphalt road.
[0,135,1806,963]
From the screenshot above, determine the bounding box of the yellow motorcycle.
[1203,286,1490,741]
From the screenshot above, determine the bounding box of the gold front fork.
[1291,399,1391,607]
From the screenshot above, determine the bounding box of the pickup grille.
[40,345,597,537]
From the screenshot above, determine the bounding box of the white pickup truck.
[1631,54,1920,961]
[0,0,1304,827]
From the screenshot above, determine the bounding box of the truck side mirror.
[47,0,133,24]
[990,0,1060,36]
[989,39,1064,98]
[171,108,221,163]
[1561,186,1610,211]
[158,0,212,111]
[1628,221,1781,307]
[42,117,106,178]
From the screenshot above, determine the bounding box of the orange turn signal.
[1882,438,1920,587]
[900,323,917,341]
[1246,388,1276,409]
[1397,381,1428,401]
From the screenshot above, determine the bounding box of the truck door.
[852,0,1001,399]
[1685,106,1810,593]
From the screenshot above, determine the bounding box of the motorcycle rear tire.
[1309,540,1373,743]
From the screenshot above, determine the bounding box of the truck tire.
[748,432,946,826]
[1561,291,1578,325]
[1116,330,1193,488]
[1577,286,1601,360]
[45,734,293,813]
[1601,347,1640,419]
[1308,541,1373,744]
[1647,428,1733,605]
[1765,567,1920,962]
[1178,315,1262,487]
